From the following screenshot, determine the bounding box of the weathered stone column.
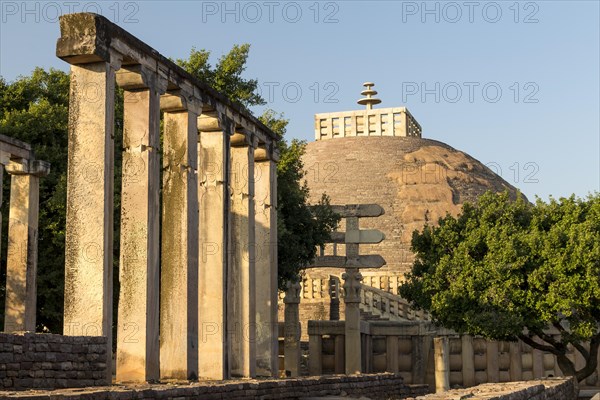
[3,160,49,332]
[486,340,499,382]
[0,152,6,268]
[63,58,120,381]
[115,66,165,382]
[254,146,278,377]
[228,132,256,378]
[159,92,201,380]
[461,335,475,387]
[283,280,301,377]
[197,115,231,380]
[386,336,399,373]
[434,336,450,392]
[343,268,363,375]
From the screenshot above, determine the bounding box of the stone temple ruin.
[0,12,596,400]
[57,12,280,383]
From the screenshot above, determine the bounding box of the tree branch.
[518,334,562,356]
[575,332,600,382]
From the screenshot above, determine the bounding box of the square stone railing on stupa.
[56,13,279,383]
[0,135,50,334]
[314,107,422,140]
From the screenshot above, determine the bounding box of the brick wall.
[406,378,576,400]
[0,333,109,390]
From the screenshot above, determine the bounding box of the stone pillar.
[434,336,450,393]
[159,93,201,380]
[254,147,278,377]
[309,331,323,376]
[63,59,119,381]
[197,116,231,380]
[343,268,363,375]
[3,160,48,332]
[486,340,499,383]
[0,152,6,267]
[228,133,256,378]
[461,335,475,387]
[283,280,301,377]
[509,341,522,381]
[386,336,399,373]
[115,66,165,382]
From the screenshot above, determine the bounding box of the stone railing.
[305,320,600,389]
[315,107,422,140]
[359,284,429,322]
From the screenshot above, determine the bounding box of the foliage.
[174,44,265,108]
[400,191,600,382]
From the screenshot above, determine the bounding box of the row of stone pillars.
[57,12,280,383]
[0,135,50,333]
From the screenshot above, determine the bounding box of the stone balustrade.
[359,284,429,322]
[0,135,50,334]
[305,320,600,390]
[55,12,279,383]
[315,107,422,140]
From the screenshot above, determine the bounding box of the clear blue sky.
[1,1,598,200]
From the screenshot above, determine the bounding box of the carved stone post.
[343,267,363,375]
[115,66,165,382]
[254,146,278,377]
[159,92,201,380]
[228,132,256,378]
[4,160,49,332]
[283,280,301,377]
[434,336,450,392]
[63,55,121,381]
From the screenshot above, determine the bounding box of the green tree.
[400,191,600,383]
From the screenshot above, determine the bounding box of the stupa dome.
[303,84,521,284]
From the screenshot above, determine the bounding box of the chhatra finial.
[357,82,382,110]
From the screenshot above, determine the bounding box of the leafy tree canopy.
[400,191,600,382]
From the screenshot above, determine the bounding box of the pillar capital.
[283,280,302,304]
[160,90,202,114]
[254,142,279,162]
[4,159,50,177]
[342,268,363,303]
[230,130,258,148]
[116,65,168,93]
